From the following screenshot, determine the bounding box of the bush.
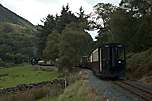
[14,53,27,64]
[0,58,5,67]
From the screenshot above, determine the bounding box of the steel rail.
[114,81,152,101]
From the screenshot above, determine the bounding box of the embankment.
[127,48,152,84]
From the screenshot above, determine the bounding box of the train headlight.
[118,61,121,63]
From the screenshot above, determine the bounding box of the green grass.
[0,64,61,88]
[58,80,102,101]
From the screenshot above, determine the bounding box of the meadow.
[0,64,61,88]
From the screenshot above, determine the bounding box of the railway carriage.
[88,43,126,79]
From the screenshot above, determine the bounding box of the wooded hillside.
[0,4,36,66]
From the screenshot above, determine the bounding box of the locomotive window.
[92,49,99,62]
[102,47,110,60]
[112,47,117,66]
[117,47,125,60]
[111,47,125,62]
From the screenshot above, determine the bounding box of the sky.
[0,0,121,40]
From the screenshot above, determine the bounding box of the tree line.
[36,5,93,70]
[1,0,151,68]
[36,0,152,70]
[0,23,35,66]
[94,0,152,52]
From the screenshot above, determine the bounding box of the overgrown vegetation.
[58,80,102,101]
[58,70,106,101]
[127,48,152,83]
[38,70,104,101]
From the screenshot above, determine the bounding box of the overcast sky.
[0,0,121,25]
[0,0,121,40]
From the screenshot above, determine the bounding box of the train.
[80,43,126,79]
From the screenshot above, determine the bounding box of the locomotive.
[80,43,126,79]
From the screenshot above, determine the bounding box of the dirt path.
[82,69,144,101]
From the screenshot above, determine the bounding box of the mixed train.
[80,43,126,79]
[31,42,126,79]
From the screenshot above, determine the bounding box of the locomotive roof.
[99,43,125,48]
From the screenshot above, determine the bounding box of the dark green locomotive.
[83,43,126,79]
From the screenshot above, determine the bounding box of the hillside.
[127,48,152,84]
[0,4,37,66]
[0,4,34,29]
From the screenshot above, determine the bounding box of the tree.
[36,4,94,69]
[118,0,152,52]
[108,2,152,52]
[93,1,152,52]
[36,14,55,56]
[94,3,117,32]
[59,23,93,70]
[110,9,134,44]
[131,15,152,51]
[77,6,90,30]
[42,14,56,33]
[93,3,117,45]
[120,0,152,17]
[36,4,78,57]
[55,4,77,33]
[43,32,60,62]
[0,24,34,66]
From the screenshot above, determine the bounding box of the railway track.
[114,80,152,101]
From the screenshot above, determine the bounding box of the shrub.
[0,58,5,67]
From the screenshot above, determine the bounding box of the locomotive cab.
[89,43,126,79]
[100,43,126,79]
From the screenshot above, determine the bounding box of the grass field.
[0,64,61,88]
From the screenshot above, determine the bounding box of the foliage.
[93,3,117,45]
[0,4,36,66]
[94,3,117,31]
[55,4,78,33]
[43,32,60,61]
[110,9,134,46]
[0,23,35,66]
[93,1,152,52]
[37,5,93,70]
[110,0,152,52]
[131,15,152,51]
[119,0,152,17]
[36,4,78,56]
[59,23,93,69]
